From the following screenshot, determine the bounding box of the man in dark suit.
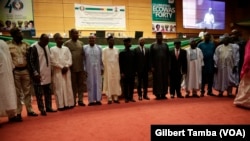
[134,37,150,101]
[119,38,136,103]
[150,32,170,100]
[169,40,187,98]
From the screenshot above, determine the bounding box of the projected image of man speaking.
[182,0,225,30]
[203,7,214,29]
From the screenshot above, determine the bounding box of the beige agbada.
[184,47,204,90]
[50,46,74,108]
[0,40,17,117]
[102,47,121,99]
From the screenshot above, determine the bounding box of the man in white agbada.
[50,33,74,110]
[0,40,21,122]
[227,36,240,96]
[84,35,104,106]
[184,38,204,98]
[102,36,121,104]
[213,36,239,97]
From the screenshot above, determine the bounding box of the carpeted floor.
[0,89,249,141]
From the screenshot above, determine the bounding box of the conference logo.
[12,0,24,11]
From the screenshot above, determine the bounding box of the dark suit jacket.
[169,48,187,75]
[134,46,150,73]
[28,45,40,84]
[119,49,136,77]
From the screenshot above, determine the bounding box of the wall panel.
[63,0,81,4]
[79,0,113,5]
[63,4,75,17]
[34,17,64,31]
[33,3,63,17]
[128,0,150,8]
[63,17,75,32]
[128,7,151,20]
[33,0,62,3]
[112,0,128,5]
[33,0,250,38]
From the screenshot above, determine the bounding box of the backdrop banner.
[152,0,176,33]
[75,4,126,31]
[0,0,34,30]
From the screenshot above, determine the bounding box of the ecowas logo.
[4,0,24,13]
[12,0,24,11]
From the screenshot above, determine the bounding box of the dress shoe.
[64,106,74,109]
[16,114,22,121]
[41,110,47,116]
[125,99,129,103]
[113,100,120,104]
[143,96,150,100]
[58,107,66,111]
[8,116,22,122]
[192,94,200,98]
[88,102,96,106]
[228,93,235,98]
[218,93,223,97]
[155,96,161,100]
[170,95,175,99]
[28,112,38,116]
[185,94,191,98]
[64,106,70,110]
[46,108,57,112]
[177,95,185,98]
[208,93,216,96]
[200,93,205,97]
[96,101,102,105]
[138,96,142,101]
[78,101,86,106]
[161,95,167,99]
[108,101,112,104]
[130,99,136,102]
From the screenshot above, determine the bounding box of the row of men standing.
[0,29,176,122]
[0,27,151,122]
[1,27,245,123]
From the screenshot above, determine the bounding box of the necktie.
[42,46,49,66]
[141,47,145,55]
[176,49,179,59]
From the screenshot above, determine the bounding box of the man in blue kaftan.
[83,35,104,106]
